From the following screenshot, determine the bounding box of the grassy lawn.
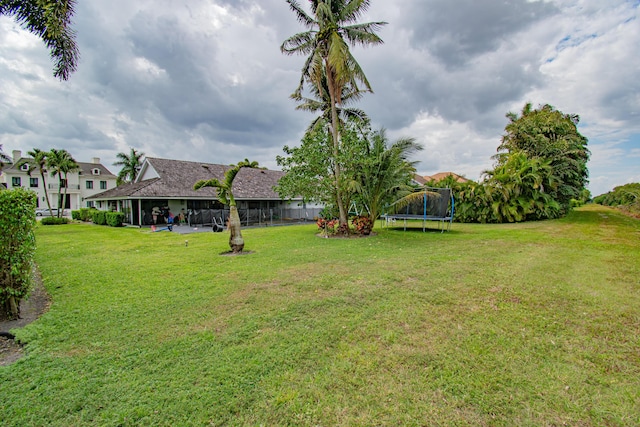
[1,205,639,426]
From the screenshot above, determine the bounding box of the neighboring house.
[0,150,117,211]
[86,157,314,226]
[422,172,470,184]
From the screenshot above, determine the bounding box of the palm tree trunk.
[40,171,54,216]
[62,172,69,218]
[326,64,348,228]
[228,206,244,253]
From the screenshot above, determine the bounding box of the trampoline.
[382,187,454,232]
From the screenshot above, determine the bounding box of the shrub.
[317,218,338,235]
[40,217,70,225]
[106,212,125,227]
[0,188,36,319]
[92,210,107,225]
[352,215,373,235]
[72,208,95,221]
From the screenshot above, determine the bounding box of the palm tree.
[27,148,54,216]
[498,103,590,213]
[348,129,423,224]
[281,0,386,227]
[194,159,260,253]
[46,148,78,217]
[0,144,11,172]
[293,69,369,134]
[113,148,145,185]
[0,0,79,80]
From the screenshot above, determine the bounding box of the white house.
[0,150,117,211]
[86,157,320,226]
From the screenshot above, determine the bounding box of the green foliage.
[106,212,125,227]
[281,0,386,225]
[71,208,94,222]
[278,123,421,228]
[1,206,639,425]
[0,0,80,80]
[594,183,640,217]
[498,103,590,214]
[0,188,36,319]
[113,148,144,185]
[451,103,590,223]
[277,125,337,206]
[348,128,422,224]
[40,217,70,225]
[91,210,107,225]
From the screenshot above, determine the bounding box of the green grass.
[1,205,639,426]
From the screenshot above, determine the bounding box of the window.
[100,181,107,190]
[11,177,21,187]
[20,163,29,171]
[86,180,94,189]
[60,179,68,188]
[30,177,38,188]
[86,201,95,208]
[92,168,101,175]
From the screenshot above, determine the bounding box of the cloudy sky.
[1,0,638,196]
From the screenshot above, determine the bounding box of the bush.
[92,210,107,225]
[0,188,36,319]
[352,215,373,235]
[106,212,125,227]
[72,208,95,222]
[40,217,70,225]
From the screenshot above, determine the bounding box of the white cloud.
[0,0,638,198]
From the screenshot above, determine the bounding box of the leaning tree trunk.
[228,206,244,253]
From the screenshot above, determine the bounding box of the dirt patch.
[0,270,51,366]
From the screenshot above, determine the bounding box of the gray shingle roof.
[88,157,287,200]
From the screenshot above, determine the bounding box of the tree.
[0,0,80,80]
[281,0,386,227]
[194,159,260,253]
[277,122,422,230]
[497,103,590,213]
[26,148,54,216]
[0,145,11,173]
[46,148,78,217]
[113,148,145,185]
[348,128,422,224]
[482,152,560,222]
[276,124,337,208]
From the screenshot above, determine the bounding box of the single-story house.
[87,157,317,226]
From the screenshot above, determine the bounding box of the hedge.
[106,212,125,227]
[72,208,95,222]
[41,217,70,225]
[0,188,36,319]
[92,210,107,225]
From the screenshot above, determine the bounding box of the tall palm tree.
[294,69,369,134]
[0,144,11,173]
[27,148,54,216]
[46,148,78,217]
[281,0,386,227]
[194,159,260,253]
[113,148,145,185]
[0,0,80,80]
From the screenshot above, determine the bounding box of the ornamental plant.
[0,188,36,319]
[352,215,373,235]
[317,218,338,236]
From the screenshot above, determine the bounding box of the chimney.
[12,150,21,164]
[92,157,100,164]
